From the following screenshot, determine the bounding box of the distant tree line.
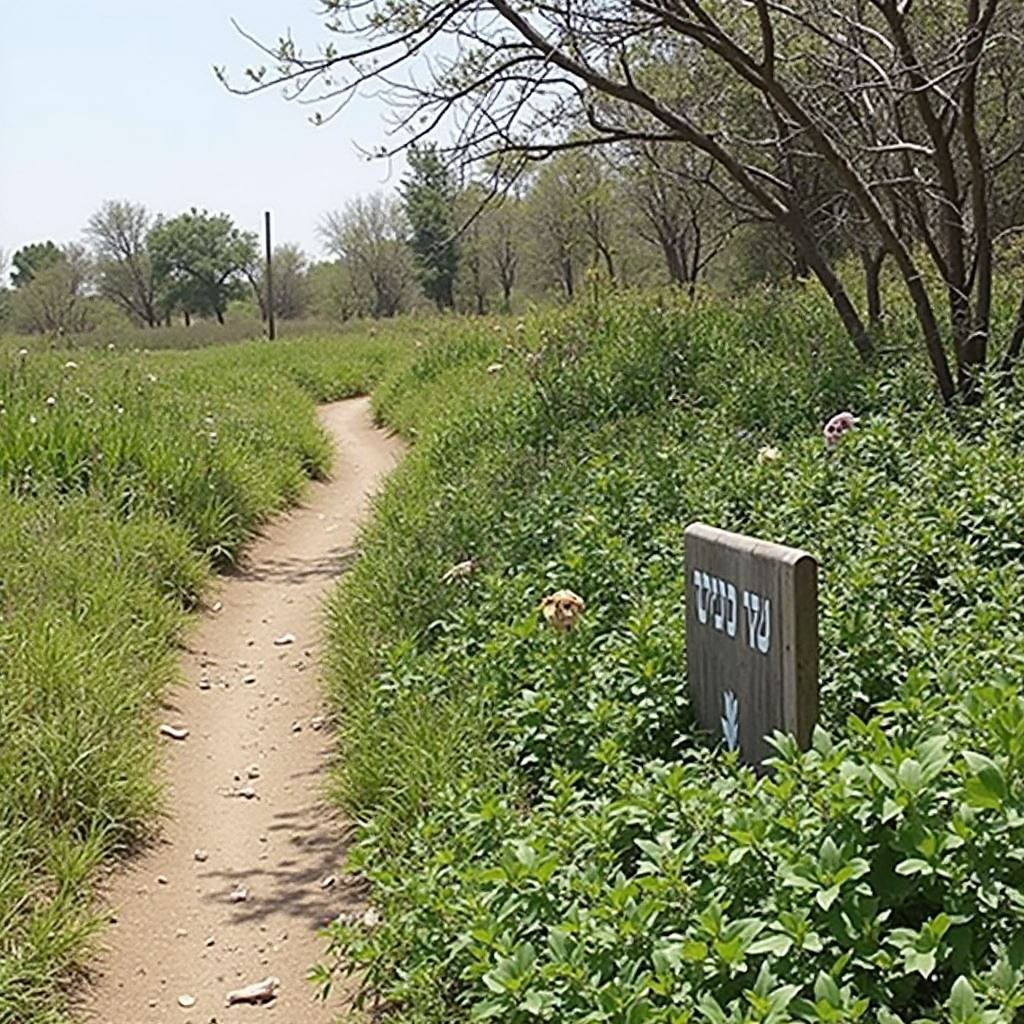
[2,134,811,337]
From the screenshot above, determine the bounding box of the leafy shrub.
[323,289,1024,1022]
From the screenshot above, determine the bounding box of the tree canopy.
[400,145,460,310]
[148,209,257,324]
[11,241,63,289]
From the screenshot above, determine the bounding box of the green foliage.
[148,209,258,323]
[401,145,460,309]
[322,288,1024,1023]
[0,330,408,1022]
[11,242,63,289]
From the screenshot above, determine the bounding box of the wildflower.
[824,411,858,448]
[64,360,78,370]
[107,343,115,351]
[757,445,782,464]
[45,396,56,408]
[29,414,37,425]
[18,348,28,357]
[147,373,157,383]
[486,362,504,375]
[540,589,586,632]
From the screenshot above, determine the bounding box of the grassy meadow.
[318,289,1024,1022]
[3,286,1024,1023]
[0,331,409,1023]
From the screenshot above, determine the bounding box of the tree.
[527,157,586,300]
[401,145,460,309]
[484,196,521,312]
[86,200,159,327]
[11,241,62,289]
[308,260,364,322]
[251,243,310,321]
[319,194,414,318]
[232,0,1024,404]
[620,143,743,295]
[12,244,92,335]
[0,249,11,325]
[455,184,493,314]
[148,209,257,324]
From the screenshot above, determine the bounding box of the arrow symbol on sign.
[721,690,740,752]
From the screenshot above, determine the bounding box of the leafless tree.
[620,143,745,294]
[226,0,1024,403]
[320,193,415,317]
[86,200,159,327]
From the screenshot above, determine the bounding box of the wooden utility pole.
[264,210,276,341]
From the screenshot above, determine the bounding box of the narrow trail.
[81,398,403,1024]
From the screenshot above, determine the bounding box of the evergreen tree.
[400,145,458,309]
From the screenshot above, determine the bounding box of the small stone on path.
[226,976,279,1005]
[159,724,189,740]
[273,633,295,646]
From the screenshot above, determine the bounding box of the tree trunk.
[781,210,873,363]
[184,310,192,327]
[561,256,574,299]
[599,243,616,284]
[660,235,686,286]
[860,249,885,326]
[216,308,225,325]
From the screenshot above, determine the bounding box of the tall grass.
[0,330,411,1023]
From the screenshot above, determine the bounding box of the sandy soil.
[80,398,403,1024]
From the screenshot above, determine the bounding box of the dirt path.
[81,398,402,1024]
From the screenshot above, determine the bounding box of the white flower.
[18,348,28,357]
[64,360,78,370]
[757,445,782,464]
[45,396,57,408]
[29,414,37,425]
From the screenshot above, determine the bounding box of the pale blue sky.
[0,1,404,265]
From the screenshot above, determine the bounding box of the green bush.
[322,289,1024,1022]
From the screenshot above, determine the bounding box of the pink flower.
[824,411,858,448]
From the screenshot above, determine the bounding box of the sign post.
[685,523,819,767]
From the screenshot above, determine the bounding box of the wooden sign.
[685,523,819,766]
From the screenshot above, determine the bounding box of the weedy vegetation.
[4,283,1024,1023]
[320,287,1024,1023]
